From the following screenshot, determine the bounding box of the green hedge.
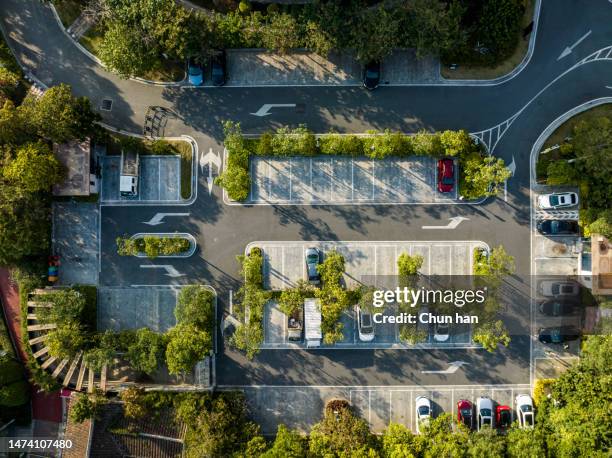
[117,235,191,259]
[217,122,486,202]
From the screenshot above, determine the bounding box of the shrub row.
[116,235,191,259]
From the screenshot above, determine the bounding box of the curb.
[128,232,198,258]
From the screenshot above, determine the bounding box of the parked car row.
[415,395,535,433]
[187,52,227,86]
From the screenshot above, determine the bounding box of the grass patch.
[79,24,105,56]
[543,104,612,149]
[52,0,85,28]
[441,0,535,80]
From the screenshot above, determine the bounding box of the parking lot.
[236,384,531,434]
[101,155,180,204]
[98,286,180,332]
[250,240,485,290]
[252,240,484,349]
[246,156,458,205]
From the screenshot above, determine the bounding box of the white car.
[516,394,535,428]
[433,322,450,342]
[538,280,580,297]
[415,396,432,434]
[476,397,494,430]
[537,192,578,209]
[356,305,375,342]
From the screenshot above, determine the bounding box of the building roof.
[591,234,612,295]
[52,139,91,197]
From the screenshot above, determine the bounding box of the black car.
[211,51,226,86]
[363,61,380,90]
[538,326,581,344]
[538,300,577,316]
[536,220,579,235]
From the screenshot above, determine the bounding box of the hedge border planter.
[130,233,197,258]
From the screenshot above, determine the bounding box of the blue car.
[188,61,203,86]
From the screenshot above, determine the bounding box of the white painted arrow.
[250,103,296,117]
[143,213,190,226]
[507,155,516,177]
[140,264,185,277]
[422,217,469,230]
[199,148,222,195]
[557,30,592,60]
[421,361,468,374]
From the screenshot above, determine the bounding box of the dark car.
[437,158,455,193]
[305,247,321,285]
[211,51,226,86]
[536,220,579,235]
[538,300,577,316]
[496,405,512,429]
[538,326,581,344]
[457,400,473,429]
[363,61,381,90]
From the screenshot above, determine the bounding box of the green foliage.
[83,331,116,372]
[363,130,408,159]
[506,427,547,458]
[546,160,576,186]
[47,322,87,359]
[350,7,400,63]
[238,247,264,286]
[460,154,511,199]
[261,13,301,54]
[180,392,261,458]
[588,209,612,239]
[165,323,212,375]
[20,84,99,143]
[270,125,317,156]
[472,320,510,352]
[175,285,214,330]
[229,321,264,360]
[260,425,306,458]
[399,324,428,345]
[116,235,191,258]
[309,404,375,457]
[319,133,363,156]
[317,250,345,286]
[0,380,29,407]
[278,287,304,317]
[69,391,106,424]
[473,245,515,282]
[397,253,424,277]
[0,67,21,103]
[126,328,166,375]
[381,422,423,457]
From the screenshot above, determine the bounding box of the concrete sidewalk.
[219,49,440,87]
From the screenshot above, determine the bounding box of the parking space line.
[371,161,376,198]
[368,391,372,425]
[268,158,272,199]
[389,391,392,425]
[158,156,161,199]
[289,158,293,201]
[351,159,355,202]
[309,158,313,191]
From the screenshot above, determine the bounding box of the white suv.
[476,397,494,430]
[537,192,578,209]
[516,394,535,428]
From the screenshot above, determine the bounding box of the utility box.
[120,149,139,197]
[304,298,322,348]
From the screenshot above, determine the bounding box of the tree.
[473,245,515,279]
[506,428,547,458]
[381,422,423,457]
[21,84,99,143]
[460,154,511,199]
[317,250,345,286]
[216,164,250,201]
[421,414,469,457]
[69,391,106,423]
[467,426,506,457]
[165,323,212,375]
[0,67,20,102]
[83,331,117,371]
[397,253,424,277]
[126,328,166,375]
[351,7,400,63]
[0,100,29,145]
[175,286,215,330]
[440,130,475,157]
[546,160,576,186]
[0,380,29,407]
[120,386,148,419]
[261,13,301,54]
[38,289,86,325]
[472,320,510,352]
[309,404,375,457]
[47,323,87,359]
[229,322,263,360]
[475,0,522,60]
[98,21,158,78]
[260,425,306,458]
[588,209,612,239]
[0,183,51,266]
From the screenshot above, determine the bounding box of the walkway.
[0,268,62,423]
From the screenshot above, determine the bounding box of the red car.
[437,158,455,193]
[457,399,473,429]
[496,405,512,429]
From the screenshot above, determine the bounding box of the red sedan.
[496,405,512,429]
[457,399,473,429]
[437,158,455,193]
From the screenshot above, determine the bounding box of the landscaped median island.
[116,233,196,259]
[216,121,511,203]
[229,242,516,358]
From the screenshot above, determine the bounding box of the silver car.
[305,247,321,285]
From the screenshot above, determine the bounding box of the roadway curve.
[1,0,611,387]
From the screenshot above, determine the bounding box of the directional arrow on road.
[199,148,222,195]
[507,155,516,177]
[557,30,592,60]
[140,264,185,277]
[421,361,468,374]
[250,104,296,117]
[422,217,469,230]
[143,213,190,226]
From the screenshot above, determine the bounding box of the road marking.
[422,216,469,230]
[250,103,296,117]
[557,30,592,60]
[142,212,190,226]
[139,264,184,277]
[421,361,468,374]
[200,148,222,195]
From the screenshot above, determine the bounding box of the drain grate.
[100,99,113,111]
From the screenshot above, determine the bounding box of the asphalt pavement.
[1,0,611,388]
